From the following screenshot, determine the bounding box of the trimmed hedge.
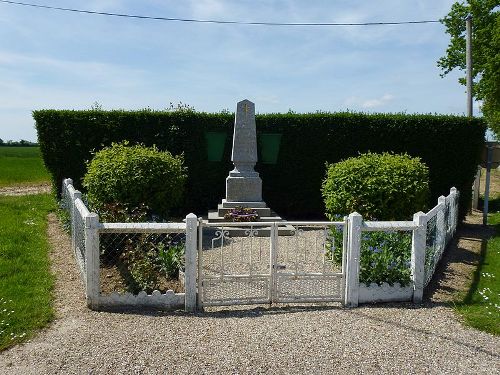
[83,142,186,220]
[322,152,430,220]
[34,109,485,219]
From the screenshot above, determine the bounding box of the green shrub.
[83,142,186,220]
[322,152,430,221]
[157,242,185,279]
[327,227,412,286]
[34,109,485,219]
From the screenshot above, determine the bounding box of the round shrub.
[322,152,429,220]
[83,142,187,220]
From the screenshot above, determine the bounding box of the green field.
[0,194,55,351]
[0,147,50,187]
[455,211,500,335]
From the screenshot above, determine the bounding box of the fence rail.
[61,178,459,311]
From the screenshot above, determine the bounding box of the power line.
[0,0,441,27]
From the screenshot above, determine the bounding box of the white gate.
[197,220,346,308]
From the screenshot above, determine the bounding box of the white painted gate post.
[185,213,198,312]
[85,212,100,309]
[411,212,427,303]
[270,222,278,303]
[345,212,362,307]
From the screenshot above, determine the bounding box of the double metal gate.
[197,220,346,307]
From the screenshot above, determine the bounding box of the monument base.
[226,175,262,202]
[206,201,295,236]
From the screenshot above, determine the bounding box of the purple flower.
[368,246,381,253]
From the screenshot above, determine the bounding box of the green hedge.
[34,109,485,219]
[323,152,430,220]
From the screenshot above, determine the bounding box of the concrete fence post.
[437,196,446,255]
[85,213,100,309]
[412,212,427,303]
[72,190,82,252]
[185,213,198,312]
[450,187,458,234]
[345,212,362,307]
[63,178,73,190]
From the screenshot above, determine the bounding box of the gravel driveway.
[0,213,498,374]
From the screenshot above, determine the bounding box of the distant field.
[0,147,50,187]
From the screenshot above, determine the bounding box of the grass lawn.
[0,194,55,351]
[455,211,500,335]
[0,147,50,187]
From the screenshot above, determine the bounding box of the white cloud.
[343,94,395,110]
[362,94,394,108]
[187,0,229,19]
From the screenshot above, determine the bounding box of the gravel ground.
[0,213,499,374]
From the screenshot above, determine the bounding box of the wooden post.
[85,212,100,309]
[484,147,492,225]
[345,212,362,307]
[184,213,198,312]
[411,212,427,303]
[472,166,481,210]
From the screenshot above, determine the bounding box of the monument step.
[208,210,280,222]
[221,199,268,208]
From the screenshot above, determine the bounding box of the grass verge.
[0,194,55,351]
[0,147,50,187]
[454,211,500,335]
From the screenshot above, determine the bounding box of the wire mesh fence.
[424,214,440,287]
[60,176,461,309]
[61,180,87,280]
[74,204,87,274]
[423,190,459,287]
[99,231,186,295]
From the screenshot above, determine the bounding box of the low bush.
[116,235,185,294]
[83,142,186,220]
[322,152,430,221]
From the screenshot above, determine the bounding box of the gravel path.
[0,184,51,196]
[0,213,499,374]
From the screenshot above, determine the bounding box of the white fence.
[61,178,459,311]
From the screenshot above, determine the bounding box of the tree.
[0,138,3,145]
[438,1,500,134]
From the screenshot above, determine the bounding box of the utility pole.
[467,14,483,214]
[466,14,473,117]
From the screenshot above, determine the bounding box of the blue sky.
[0,0,480,142]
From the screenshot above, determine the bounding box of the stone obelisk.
[224,99,264,205]
[209,99,292,232]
